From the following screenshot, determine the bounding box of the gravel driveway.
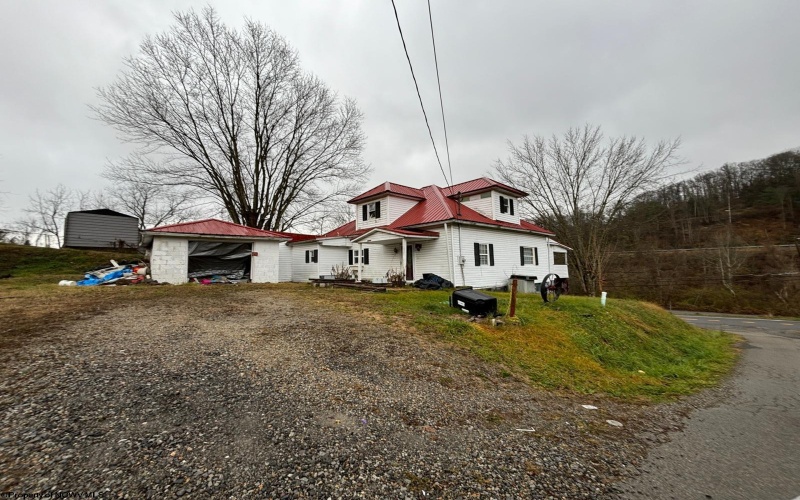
[0,286,710,498]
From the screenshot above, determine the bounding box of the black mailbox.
[451,289,498,316]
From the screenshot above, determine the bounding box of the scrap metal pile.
[58,260,156,287]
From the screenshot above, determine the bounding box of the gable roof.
[144,219,289,239]
[441,177,527,198]
[389,185,554,235]
[347,181,426,203]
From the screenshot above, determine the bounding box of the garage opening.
[188,241,252,281]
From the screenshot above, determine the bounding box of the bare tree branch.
[92,7,370,231]
[495,124,682,295]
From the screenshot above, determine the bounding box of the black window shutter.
[313,250,318,263]
[474,242,481,266]
[375,201,381,219]
[489,244,495,266]
[534,247,539,265]
[348,250,353,265]
[305,250,309,263]
[362,205,368,221]
[363,248,370,265]
[499,196,507,213]
[520,246,525,266]
[510,199,515,216]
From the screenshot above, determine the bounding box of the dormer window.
[362,201,381,221]
[499,195,515,215]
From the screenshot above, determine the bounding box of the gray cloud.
[2,0,798,225]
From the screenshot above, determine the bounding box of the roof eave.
[400,219,554,236]
[143,231,290,242]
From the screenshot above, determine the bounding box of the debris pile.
[413,273,454,290]
[59,260,157,286]
[189,274,245,285]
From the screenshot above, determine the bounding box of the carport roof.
[144,219,290,240]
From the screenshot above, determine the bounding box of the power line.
[390,0,449,188]
[426,0,452,188]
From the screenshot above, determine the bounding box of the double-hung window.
[519,246,539,266]
[473,242,494,266]
[362,201,381,220]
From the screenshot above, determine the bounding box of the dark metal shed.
[63,209,140,249]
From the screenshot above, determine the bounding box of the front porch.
[350,227,439,283]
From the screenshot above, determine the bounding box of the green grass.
[331,289,738,401]
[0,243,139,288]
[0,244,738,401]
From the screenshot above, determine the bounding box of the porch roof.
[350,227,439,244]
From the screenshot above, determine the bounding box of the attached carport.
[141,219,290,284]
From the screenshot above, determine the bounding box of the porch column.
[401,237,407,281]
[357,242,363,282]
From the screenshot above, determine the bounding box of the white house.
[287,177,569,289]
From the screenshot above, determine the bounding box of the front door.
[406,245,414,281]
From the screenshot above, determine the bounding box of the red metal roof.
[389,185,554,235]
[273,231,317,243]
[347,182,426,203]
[146,219,289,239]
[320,220,359,238]
[441,177,527,198]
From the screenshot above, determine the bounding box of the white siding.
[278,242,293,282]
[462,194,493,219]
[446,225,557,289]
[387,196,418,224]
[251,240,280,283]
[491,191,521,225]
[291,241,321,281]
[356,244,404,281]
[354,196,389,230]
[408,230,452,282]
[319,246,350,277]
[150,236,189,284]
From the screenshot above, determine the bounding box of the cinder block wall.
[150,236,189,284]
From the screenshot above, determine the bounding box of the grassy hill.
[0,243,140,287]
[320,289,738,401]
[0,244,738,401]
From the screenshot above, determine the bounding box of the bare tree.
[495,124,682,295]
[22,184,74,247]
[93,7,369,231]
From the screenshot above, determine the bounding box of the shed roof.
[68,209,137,218]
[143,219,289,240]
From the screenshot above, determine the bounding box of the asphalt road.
[618,312,800,500]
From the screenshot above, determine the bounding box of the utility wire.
[390,0,449,188]
[426,0,453,188]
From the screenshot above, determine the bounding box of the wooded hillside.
[606,149,800,315]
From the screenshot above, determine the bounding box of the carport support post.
[357,242,363,282]
[401,237,407,281]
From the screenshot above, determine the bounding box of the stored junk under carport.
[141,219,291,284]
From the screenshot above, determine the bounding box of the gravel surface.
[0,286,728,498]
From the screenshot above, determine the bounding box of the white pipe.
[601,291,607,307]
[443,223,455,286]
[357,242,363,282]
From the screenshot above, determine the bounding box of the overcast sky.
[1,0,799,227]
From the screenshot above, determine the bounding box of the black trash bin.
[451,289,498,316]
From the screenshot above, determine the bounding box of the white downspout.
[444,223,454,286]
[357,242,363,282]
